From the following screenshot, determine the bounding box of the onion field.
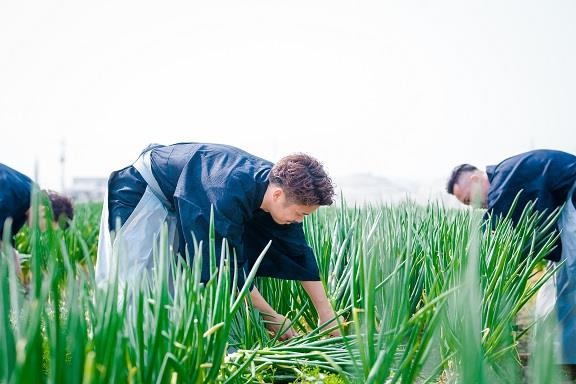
[0,197,564,383]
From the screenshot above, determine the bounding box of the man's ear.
[271,186,283,200]
[469,172,481,183]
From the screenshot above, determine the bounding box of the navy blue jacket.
[0,163,33,243]
[107,142,320,283]
[486,149,576,261]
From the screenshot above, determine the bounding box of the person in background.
[96,142,342,339]
[446,149,576,377]
[0,162,75,277]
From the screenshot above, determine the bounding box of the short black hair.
[44,190,74,229]
[446,164,478,195]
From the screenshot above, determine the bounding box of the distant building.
[333,173,460,207]
[67,177,107,202]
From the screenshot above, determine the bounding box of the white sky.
[1,0,575,192]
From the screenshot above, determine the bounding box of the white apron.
[95,149,177,295]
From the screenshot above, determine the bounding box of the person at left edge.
[0,162,74,279]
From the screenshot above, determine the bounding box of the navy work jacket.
[0,163,32,243]
[109,142,320,283]
[486,149,576,261]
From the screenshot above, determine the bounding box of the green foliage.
[293,366,346,384]
[0,193,561,383]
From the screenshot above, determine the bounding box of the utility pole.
[60,140,66,192]
[34,157,39,183]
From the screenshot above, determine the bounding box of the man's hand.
[301,280,343,337]
[318,311,344,337]
[262,312,297,340]
[250,286,297,340]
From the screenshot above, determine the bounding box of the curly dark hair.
[446,164,478,195]
[43,190,74,229]
[269,153,335,206]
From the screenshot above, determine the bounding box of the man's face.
[268,189,319,225]
[453,172,488,208]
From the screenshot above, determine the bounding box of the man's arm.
[250,286,297,340]
[301,280,342,337]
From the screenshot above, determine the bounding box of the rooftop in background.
[66,177,107,203]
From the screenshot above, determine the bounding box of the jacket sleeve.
[243,212,320,281]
